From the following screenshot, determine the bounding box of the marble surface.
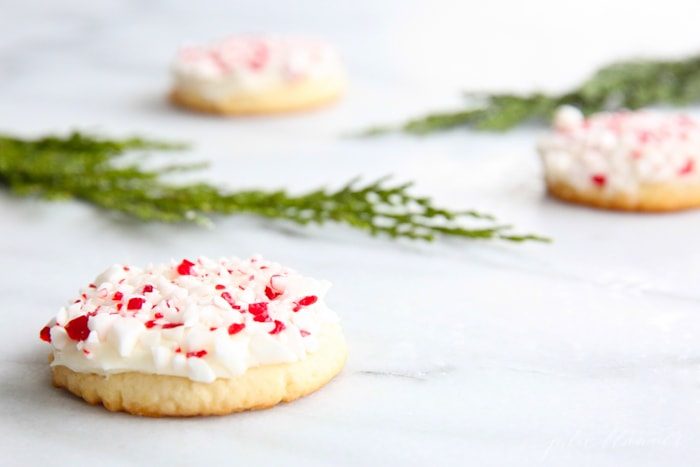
[2,0,700,465]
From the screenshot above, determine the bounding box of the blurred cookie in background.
[170,35,346,115]
[538,106,700,212]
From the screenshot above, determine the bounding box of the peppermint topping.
[174,36,340,79]
[171,36,345,102]
[39,256,337,383]
[539,106,700,194]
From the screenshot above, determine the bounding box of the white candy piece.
[109,318,145,357]
[151,345,171,372]
[214,332,249,376]
[187,358,216,383]
[553,105,584,131]
[50,327,69,350]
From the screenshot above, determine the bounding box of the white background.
[2,1,700,466]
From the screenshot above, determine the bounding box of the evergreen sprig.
[360,54,700,135]
[0,132,547,242]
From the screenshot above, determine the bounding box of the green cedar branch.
[0,132,548,242]
[359,54,700,135]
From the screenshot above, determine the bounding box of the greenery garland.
[0,132,547,242]
[360,54,700,135]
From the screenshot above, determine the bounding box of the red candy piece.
[265,286,281,300]
[127,297,145,310]
[186,350,208,358]
[221,292,241,310]
[248,302,268,315]
[591,174,607,187]
[679,159,695,175]
[293,295,318,312]
[227,323,245,335]
[210,51,231,73]
[39,326,52,343]
[145,320,157,329]
[248,44,269,71]
[112,291,123,301]
[248,302,270,322]
[269,320,286,335]
[221,292,237,309]
[162,322,183,329]
[177,259,195,275]
[638,130,653,143]
[298,295,318,306]
[142,285,154,293]
[65,315,90,341]
[215,284,226,290]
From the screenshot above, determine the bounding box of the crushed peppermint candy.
[173,36,342,80]
[171,35,345,102]
[39,255,338,383]
[538,106,700,195]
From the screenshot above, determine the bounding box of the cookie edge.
[169,78,345,115]
[546,178,700,212]
[50,324,347,417]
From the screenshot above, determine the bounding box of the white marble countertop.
[3,0,700,465]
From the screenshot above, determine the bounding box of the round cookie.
[538,106,700,212]
[39,256,347,416]
[170,36,346,115]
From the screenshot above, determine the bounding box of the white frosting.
[538,106,700,195]
[40,255,339,383]
[171,36,345,101]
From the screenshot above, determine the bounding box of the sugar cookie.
[170,36,345,115]
[40,255,347,416]
[538,106,700,211]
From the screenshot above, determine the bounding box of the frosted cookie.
[538,106,700,211]
[39,255,347,416]
[170,35,346,115]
